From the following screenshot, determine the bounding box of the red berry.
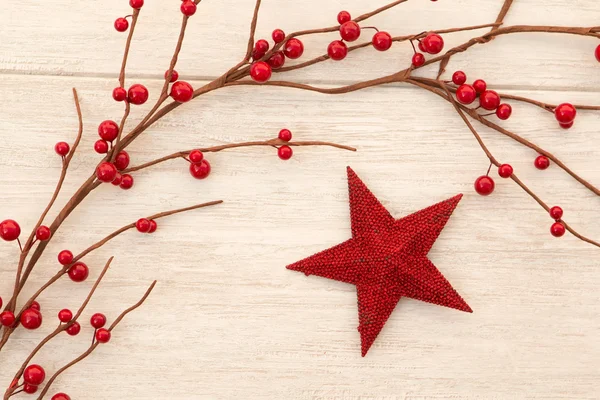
[112,87,127,101]
[24,365,45,385]
[550,222,566,237]
[24,384,38,394]
[267,51,286,69]
[90,313,107,329]
[128,84,149,105]
[21,309,43,330]
[479,90,501,110]
[66,322,81,336]
[534,155,550,170]
[52,394,71,400]
[272,29,285,44]
[189,150,204,164]
[68,262,89,283]
[284,38,304,59]
[94,140,109,154]
[36,226,51,241]
[418,40,427,53]
[58,309,73,323]
[1,311,16,327]
[412,53,425,67]
[250,61,272,83]
[554,103,576,124]
[278,129,292,142]
[170,81,194,103]
[596,44,600,62]
[129,0,144,9]
[422,33,444,54]
[372,32,392,51]
[30,301,41,311]
[112,172,123,186]
[496,104,512,120]
[165,69,179,83]
[58,250,74,266]
[114,18,129,32]
[337,11,351,24]
[189,160,211,179]
[254,39,270,54]
[327,40,348,61]
[148,220,157,233]
[136,218,151,233]
[55,142,70,157]
[96,328,112,343]
[549,206,563,220]
[278,145,293,160]
[114,151,130,170]
[452,71,467,85]
[98,120,119,142]
[180,0,197,16]
[472,79,486,94]
[339,21,361,42]
[559,121,574,129]
[498,164,513,178]
[474,175,495,196]
[0,220,21,242]
[120,174,134,190]
[456,84,477,105]
[0,296,2,309]
[96,162,118,183]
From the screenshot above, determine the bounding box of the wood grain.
[0,1,599,399]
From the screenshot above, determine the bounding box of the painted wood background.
[0,1,599,399]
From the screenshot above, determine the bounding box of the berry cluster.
[95,150,134,191]
[411,32,444,67]
[554,103,577,129]
[187,150,211,179]
[250,28,305,83]
[452,72,513,120]
[136,218,158,233]
[277,129,293,160]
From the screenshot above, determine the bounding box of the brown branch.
[491,0,514,34]
[118,10,140,87]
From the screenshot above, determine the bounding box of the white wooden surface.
[1,1,599,399]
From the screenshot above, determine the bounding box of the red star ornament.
[287,167,472,356]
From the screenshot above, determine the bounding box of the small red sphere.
[250,61,272,83]
[112,87,127,102]
[21,309,43,330]
[554,103,577,124]
[90,313,107,329]
[278,129,292,142]
[456,84,477,105]
[129,0,144,9]
[0,220,21,242]
[327,40,348,61]
[96,328,112,343]
[412,53,425,67]
[559,121,574,129]
[422,33,444,54]
[98,120,119,142]
[52,394,71,400]
[0,296,2,309]
[549,206,563,220]
[94,140,109,154]
[58,250,74,266]
[111,172,123,186]
[452,71,467,85]
[114,18,129,32]
[128,84,149,105]
[68,262,89,283]
[66,321,81,336]
[24,384,38,394]
[372,32,392,51]
[534,155,550,170]
[165,69,179,83]
[252,48,266,61]
[189,160,211,179]
[170,81,194,102]
[36,226,51,241]
[136,218,151,233]
[181,0,197,16]
[337,11,351,24]
[55,142,70,157]
[96,162,118,183]
[189,150,204,164]
[272,29,285,44]
[474,175,495,196]
[148,220,158,233]
[339,21,361,42]
[283,38,304,59]
[498,164,513,178]
[550,222,566,237]
[120,174,134,190]
[418,40,427,53]
[278,145,293,160]
[58,309,73,323]
[267,51,286,69]
[0,311,16,327]
[479,90,501,111]
[472,79,487,94]
[24,365,45,386]
[29,301,40,312]
[254,39,270,54]
[496,103,512,120]
[114,151,130,171]
[595,44,600,62]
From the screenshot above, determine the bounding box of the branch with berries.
[1,0,600,398]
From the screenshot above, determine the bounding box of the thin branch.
[118,10,140,87]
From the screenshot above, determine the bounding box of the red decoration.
[287,167,471,356]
